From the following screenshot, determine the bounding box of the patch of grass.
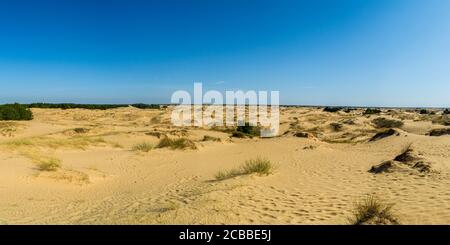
[132,142,153,152]
[155,137,197,150]
[1,135,114,167]
[241,157,273,175]
[202,135,221,142]
[349,195,399,225]
[37,158,61,171]
[214,157,274,181]
[372,117,404,128]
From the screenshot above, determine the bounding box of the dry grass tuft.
[215,157,274,181]
[37,158,61,171]
[349,195,399,225]
[132,142,153,152]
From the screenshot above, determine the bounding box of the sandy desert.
[0,106,449,224]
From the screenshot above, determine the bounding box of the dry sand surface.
[0,106,449,224]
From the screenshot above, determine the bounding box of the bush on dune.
[0,104,33,121]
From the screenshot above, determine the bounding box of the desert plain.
[0,106,449,224]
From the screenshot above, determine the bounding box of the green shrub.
[0,104,33,120]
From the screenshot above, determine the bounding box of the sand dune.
[0,107,449,224]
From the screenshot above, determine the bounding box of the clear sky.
[0,0,449,107]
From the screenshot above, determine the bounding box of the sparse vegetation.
[5,135,107,150]
[155,137,197,150]
[202,135,221,142]
[215,157,274,181]
[363,108,381,115]
[132,142,153,152]
[37,158,61,171]
[349,195,399,225]
[372,117,404,128]
[0,104,33,121]
[0,122,18,136]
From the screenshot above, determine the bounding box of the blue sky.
[0,0,449,107]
